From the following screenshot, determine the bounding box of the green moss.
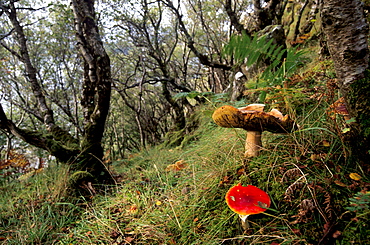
[49,125,80,149]
[348,71,370,138]
[66,171,97,197]
[68,171,95,187]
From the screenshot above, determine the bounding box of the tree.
[106,0,206,148]
[0,0,113,185]
[321,0,370,166]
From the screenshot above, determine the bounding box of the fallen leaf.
[349,173,362,181]
[125,236,134,243]
[334,180,347,187]
[237,168,246,176]
[322,140,330,147]
[219,175,231,185]
[166,160,187,172]
[128,205,138,214]
[332,230,341,238]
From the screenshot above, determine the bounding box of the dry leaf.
[322,140,330,147]
[349,173,362,181]
[125,236,134,243]
[128,205,138,214]
[334,180,347,187]
[332,230,341,238]
[166,160,187,172]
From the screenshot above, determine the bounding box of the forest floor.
[1,56,370,245]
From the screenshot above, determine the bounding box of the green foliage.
[342,191,370,244]
[223,33,278,66]
[346,191,370,213]
[56,97,349,244]
[261,46,307,85]
[0,164,81,244]
[68,171,95,186]
[1,95,369,244]
[1,33,369,244]
[223,32,308,103]
[349,71,370,138]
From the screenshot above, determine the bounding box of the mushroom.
[225,183,271,229]
[212,104,296,157]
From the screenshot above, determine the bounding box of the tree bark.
[71,0,113,182]
[321,0,370,166]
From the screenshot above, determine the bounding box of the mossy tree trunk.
[321,0,370,166]
[0,0,113,186]
[70,0,113,183]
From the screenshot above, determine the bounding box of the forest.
[1,0,370,244]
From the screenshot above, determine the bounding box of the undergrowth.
[1,59,370,244]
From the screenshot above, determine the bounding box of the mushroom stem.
[244,131,262,158]
[239,214,250,230]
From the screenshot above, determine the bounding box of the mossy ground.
[1,59,369,244]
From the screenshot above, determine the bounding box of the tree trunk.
[321,0,370,166]
[0,0,113,186]
[71,0,113,183]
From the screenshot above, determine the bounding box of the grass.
[1,60,370,244]
[0,165,81,244]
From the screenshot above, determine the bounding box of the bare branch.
[4,2,55,128]
[224,0,246,34]
[163,0,232,70]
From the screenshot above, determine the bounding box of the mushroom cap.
[212,105,243,128]
[225,183,271,216]
[212,105,296,133]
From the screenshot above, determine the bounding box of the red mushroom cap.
[225,183,271,216]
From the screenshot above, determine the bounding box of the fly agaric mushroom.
[212,104,296,157]
[225,183,270,228]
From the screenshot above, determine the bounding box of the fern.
[223,33,276,67]
[223,32,307,87]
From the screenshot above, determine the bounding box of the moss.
[342,71,370,166]
[67,171,97,197]
[49,125,80,149]
[348,71,370,138]
[68,171,95,187]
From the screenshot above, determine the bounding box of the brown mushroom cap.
[212,105,296,133]
[211,105,244,128]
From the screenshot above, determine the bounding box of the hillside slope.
[1,58,370,244]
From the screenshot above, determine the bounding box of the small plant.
[223,32,307,104]
[346,191,370,214]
